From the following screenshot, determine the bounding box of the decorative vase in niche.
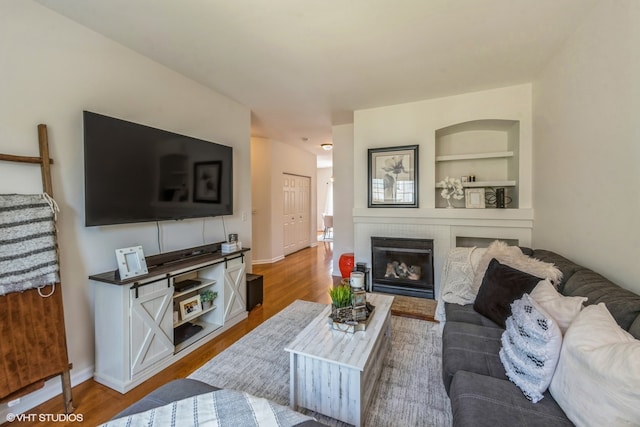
[338,253,355,278]
[446,198,454,208]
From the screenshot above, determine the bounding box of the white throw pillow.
[530,279,586,334]
[472,241,563,294]
[499,294,563,403]
[549,303,640,426]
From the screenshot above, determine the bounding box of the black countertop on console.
[89,243,250,286]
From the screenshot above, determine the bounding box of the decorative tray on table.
[328,302,375,333]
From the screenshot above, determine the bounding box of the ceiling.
[36,0,597,168]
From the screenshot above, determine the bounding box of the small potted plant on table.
[329,284,352,321]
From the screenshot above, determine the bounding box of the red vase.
[339,253,355,279]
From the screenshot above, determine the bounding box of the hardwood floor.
[18,243,335,426]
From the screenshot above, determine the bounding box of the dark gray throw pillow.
[473,258,542,327]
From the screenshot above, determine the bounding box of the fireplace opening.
[371,236,434,299]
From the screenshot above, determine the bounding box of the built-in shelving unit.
[435,151,514,162]
[435,119,520,208]
[173,279,216,299]
[436,180,517,188]
[173,304,217,328]
[174,314,221,353]
[171,269,223,352]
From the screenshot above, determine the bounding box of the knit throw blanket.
[0,194,59,296]
[101,389,316,427]
[435,246,486,326]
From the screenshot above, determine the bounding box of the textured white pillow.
[530,279,586,334]
[499,294,563,403]
[472,241,563,294]
[550,303,640,426]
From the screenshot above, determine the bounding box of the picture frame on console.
[179,294,202,321]
[115,246,148,280]
[368,145,419,208]
[194,161,222,203]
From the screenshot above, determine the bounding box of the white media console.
[90,243,249,393]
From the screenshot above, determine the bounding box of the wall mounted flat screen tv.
[83,111,233,226]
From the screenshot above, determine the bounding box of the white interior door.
[283,174,310,256]
[296,176,310,249]
[283,174,297,255]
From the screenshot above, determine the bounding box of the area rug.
[189,300,452,426]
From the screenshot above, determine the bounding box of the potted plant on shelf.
[200,289,217,310]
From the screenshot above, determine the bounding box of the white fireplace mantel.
[353,208,534,299]
[353,207,533,224]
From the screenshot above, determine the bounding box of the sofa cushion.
[450,371,572,427]
[442,321,506,394]
[518,247,534,257]
[499,295,562,403]
[630,316,640,339]
[530,249,584,293]
[549,303,640,426]
[444,302,501,328]
[563,269,640,335]
[473,259,541,328]
[472,241,563,293]
[530,279,586,334]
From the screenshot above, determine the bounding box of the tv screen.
[83,111,233,226]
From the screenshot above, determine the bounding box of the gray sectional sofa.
[442,249,640,426]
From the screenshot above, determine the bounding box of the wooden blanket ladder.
[0,124,74,413]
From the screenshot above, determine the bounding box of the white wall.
[0,1,251,413]
[317,167,333,231]
[532,0,640,293]
[250,137,317,263]
[250,137,273,260]
[332,124,355,275]
[353,84,533,211]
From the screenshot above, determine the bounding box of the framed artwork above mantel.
[368,145,419,208]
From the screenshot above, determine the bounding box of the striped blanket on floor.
[101,389,316,427]
[0,194,59,296]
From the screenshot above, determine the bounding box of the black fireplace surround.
[371,236,434,299]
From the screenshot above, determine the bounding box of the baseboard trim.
[0,366,94,419]
[252,255,285,265]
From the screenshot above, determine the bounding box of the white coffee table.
[285,293,394,427]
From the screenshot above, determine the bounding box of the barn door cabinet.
[90,244,249,393]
